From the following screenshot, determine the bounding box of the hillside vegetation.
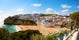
[4,16,37,25]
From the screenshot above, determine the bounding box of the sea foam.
[15,25,21,32]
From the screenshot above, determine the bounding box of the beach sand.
[19,25,70,35]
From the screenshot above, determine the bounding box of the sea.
[4,25,21,33]
[0,21,21,33]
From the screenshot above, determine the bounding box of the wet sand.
[19,25,70,35]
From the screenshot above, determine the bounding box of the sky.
[0,0,79,22]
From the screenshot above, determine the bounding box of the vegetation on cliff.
[0,28,70,40]
[69,12,79,30]
[4,16,37,25]
[0,28,41,40]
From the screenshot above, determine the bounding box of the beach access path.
[67,29,79,40]
[77,31,79,40]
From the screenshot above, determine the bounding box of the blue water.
[4,25,17,33]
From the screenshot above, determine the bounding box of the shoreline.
[19,25,70,35]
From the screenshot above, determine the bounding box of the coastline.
[19,25,70,35]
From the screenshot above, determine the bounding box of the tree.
[10,30,41,40]
[0,28,9,40]
[68,21,74,30]
[70,12,79,30]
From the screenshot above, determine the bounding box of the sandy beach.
[19,25,70,35]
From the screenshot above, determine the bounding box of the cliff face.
[4,16,37,25]
[4,14,57,25]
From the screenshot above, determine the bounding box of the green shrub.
[0,28,9,40]
[0,28,70,40]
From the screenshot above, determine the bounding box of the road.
[71,31,78,40]
[77,32,79,40]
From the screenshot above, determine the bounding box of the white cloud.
[0,10,8,19]
[0,8,25,27]
[16,8,24,12]
[0,10,9,25]
[45,8,54,14]
[61,9,69,15]
[48,9,69,15]
[61,9,69,13]
[45,8,60,14]
[45,8,70,15]
[4,8,25,16]
[10,8,25,16]
[32,4,41,7]
[32,11,39,13]
[54,10,60,14]
[77,6,79,8]
[61,4,72,8]
[16,8,25,14]
[0,8,25,22]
